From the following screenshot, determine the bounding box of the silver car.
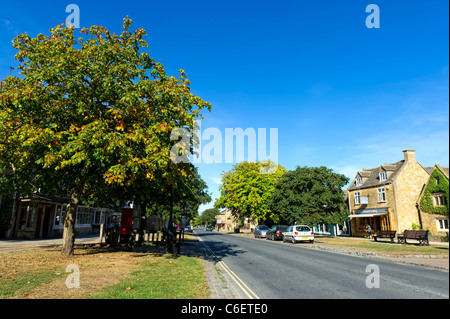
[254,225,270,238]
[283,225,314,243]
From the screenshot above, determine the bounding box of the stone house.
[215,208,258,232]
[417,164,449,235]
[347,150,431,237]
[1,193,116,239]
[215,209,238,231]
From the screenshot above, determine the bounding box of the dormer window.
[379,171,387,181]
[355,177,363,186]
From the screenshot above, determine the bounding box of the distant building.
[215,208,258,232]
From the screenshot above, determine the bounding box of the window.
[432,194,447,206]
[354,192,361,205]
[377,188,386,202]
[26,203,38,228]
[76,207,92,226]
[54,205,67,226]
[437,219,449,231]
[379,171,387,181]
[93,210,105,225]
[19,204,29,230]
[355,177,363,186]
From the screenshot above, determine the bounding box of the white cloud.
[206,176,222,185]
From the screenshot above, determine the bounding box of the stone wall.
[392,152,430,233]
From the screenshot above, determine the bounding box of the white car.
[283,225,314,244]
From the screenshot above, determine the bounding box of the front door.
[42,206,52,238]
[35,205,52,238]
[35,206,44,237]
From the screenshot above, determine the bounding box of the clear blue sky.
[1,0,448,212]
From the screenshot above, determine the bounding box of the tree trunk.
[62,172,88,256]
[62,200,77,256]
[138,201,147,245]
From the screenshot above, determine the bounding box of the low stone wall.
[429,234,449,242]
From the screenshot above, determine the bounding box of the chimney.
[403,149,416,162]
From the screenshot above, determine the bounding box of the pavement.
[199,248,239,299]
[0,234,101,253]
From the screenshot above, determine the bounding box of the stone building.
[347,150,431,237]
[417,164,449,235]
[215,208,258,232]
[215,209,238,231]
[1,193,117,239]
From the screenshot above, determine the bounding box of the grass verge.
[0,245,209,299]
[312,237,449,255]
[91,253,209,299]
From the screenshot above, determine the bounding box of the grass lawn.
[312,237,449,256]
[92,254,209,299]
[0,245,209,299]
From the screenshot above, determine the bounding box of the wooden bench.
[397,230,429,246]
[373,230,397,243]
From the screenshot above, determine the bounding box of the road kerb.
[195,232,260,299]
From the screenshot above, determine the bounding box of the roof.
[21,193,71,204]
[435,164,449,179]
[348,159,449,192]
[348,160,404,191]
[423,165,449,178]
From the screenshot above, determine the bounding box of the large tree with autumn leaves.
[0,18,211,256]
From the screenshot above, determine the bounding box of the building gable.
[348,161,404,191]
[419,166,449,216]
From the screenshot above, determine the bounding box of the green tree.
[197,207,220,226]
[269,166,348,226]
[215,161,286,224]
[146,165,212,225]
[0,19,211,256]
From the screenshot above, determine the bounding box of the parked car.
[184,225,192,233]
[266,225,289,240]
[254,225,270,238]
[205,225,214,231]
[283,225,314,243]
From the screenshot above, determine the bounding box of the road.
[195,229,449,299]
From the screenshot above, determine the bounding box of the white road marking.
[195,231,260,299]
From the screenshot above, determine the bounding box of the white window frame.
[76,206,92,226]
[54,204,67,229]
[432,193,447,207]
[354,192,361,205]
[379,171,387,181]
[93,209,105,225]
[355,177,363,186]
[377,187,386,202]
[437,219,449,231]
